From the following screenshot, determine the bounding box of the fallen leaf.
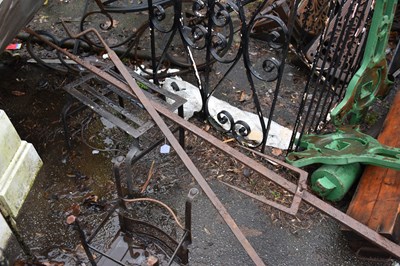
[103,19,119,29]
[65,203,81,216]
[11,90,26,96]
[239,91,246,102]
[112,19,120,28]
[271,148,283,156]
[239,90,253,102]
[83,194,99,204]
[239,226,263,237]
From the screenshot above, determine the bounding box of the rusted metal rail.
[25,27,266,265]
[220,146,307,216]
[25,27,400,262]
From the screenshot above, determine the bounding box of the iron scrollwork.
[246,14,288,82]
[176,0,291,148]
[73,0,294,149]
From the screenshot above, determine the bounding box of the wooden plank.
[366,91,400,237]
[344,91,400,255]
[345,166,387,225]
[368,168,400,240]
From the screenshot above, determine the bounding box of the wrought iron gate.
[28,0,396,152]
[82,0,381,151]
[26,0,397,153]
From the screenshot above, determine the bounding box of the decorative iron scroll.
[27,0,375,152]
[303,0,372,81]
[173,0,294,149]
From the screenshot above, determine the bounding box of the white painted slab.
[0,141,43,218]
[0,110,22,178]
[0,214,12,251]
[163,78,295,149]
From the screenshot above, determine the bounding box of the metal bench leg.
[168,188,199,265]
[125,145,141,198]
[71,218,97,266]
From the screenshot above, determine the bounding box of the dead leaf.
[239,90,253,102]
[239,91,246,102]
[11,90,26,96]
[239,226,263,237]
[65,203,81,216]
[39,15,49,23]
[271,148,283,156]
[103,19,119,29]
[112,19,120,28]
[83,194,98,204]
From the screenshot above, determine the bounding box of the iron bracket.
[331,0,398,125]
[286,126,400,169]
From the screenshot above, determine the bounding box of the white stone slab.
[0,110,22,178]
[0,141,42,218]
[0,214,12,251]
[163,78,295,149]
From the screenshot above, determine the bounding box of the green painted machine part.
[287,0,399,202]
[286,126,400,170]
[311,163,361,202]
[331,0,398,126]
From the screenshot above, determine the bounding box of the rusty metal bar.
[220,181,301,215]
[157,99,400,259]
[236,146,307,215]
[219,145,307,216]
[24,28,266,265]
[24,28,400,260]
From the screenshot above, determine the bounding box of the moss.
[137,80,148,90]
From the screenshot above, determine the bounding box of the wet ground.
[1,0,400,265]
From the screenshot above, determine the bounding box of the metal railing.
[26,0,378,152]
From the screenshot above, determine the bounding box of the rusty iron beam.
[219,143,307,216]
[157,94,400,260]
[24,28,400,260]
[24,27,266,265]
[233,146,307,216]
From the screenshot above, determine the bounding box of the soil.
[1,0,399,265]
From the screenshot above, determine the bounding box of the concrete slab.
[0,140,43,218]
[0,109,43,256]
